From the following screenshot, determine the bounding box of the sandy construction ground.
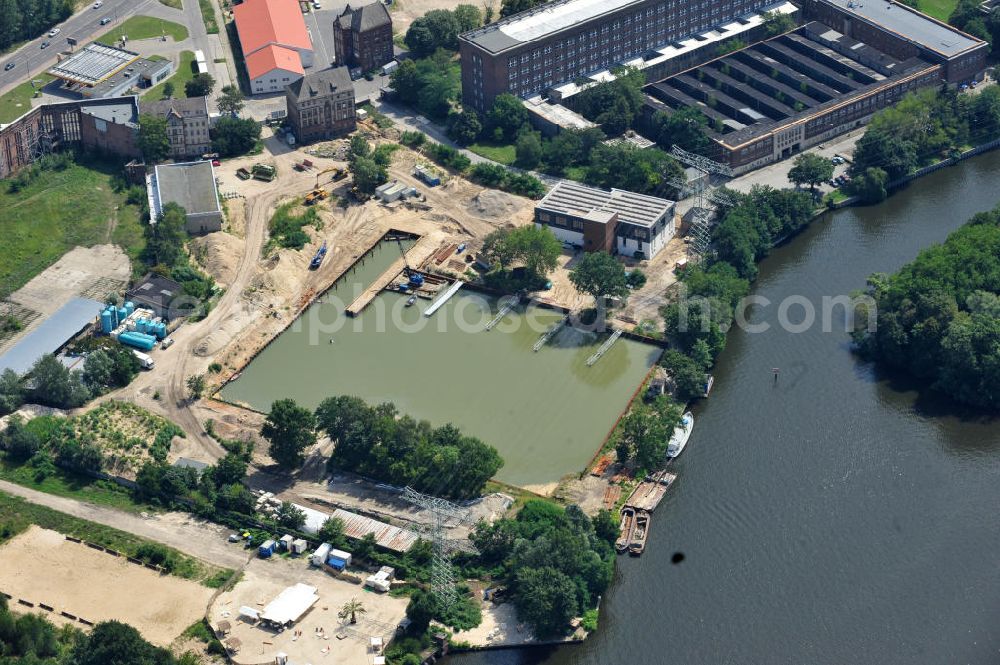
[211,556,408,665]
[0,526,214,646]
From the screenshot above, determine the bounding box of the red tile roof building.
[234,0,314,94]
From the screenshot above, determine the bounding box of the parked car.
[40,41,50,49]
[48,28,60,37]
[313,0,322,7]
[212,159,221,167]
[3,62,13,71]
[93,0,103,7]
[100,17,111,24]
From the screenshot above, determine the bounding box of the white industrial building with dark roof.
[535,181,676,259]
[147,161,223,235]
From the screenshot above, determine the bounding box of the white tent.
[261,583,319,626]
[239,606,259,622]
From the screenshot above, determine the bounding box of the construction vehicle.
[236,167,251,180]
[315,167,347,187]
[252,164,276,182]
[304,189,328,205]
[393,235,424,287]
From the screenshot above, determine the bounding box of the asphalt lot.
[0,0,162,97]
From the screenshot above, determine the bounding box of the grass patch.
[467,142,516,165]
[96,15,189,43]
[915,0,958,20]
[267,200,322,253]
[0,491,233,585]
[199,0,220,34]
[141,50,197,101]
[0,458,156,515]
[0,75,53,124]
[0,156,144,298]
[563,165,588,182]
[158,0,183,7]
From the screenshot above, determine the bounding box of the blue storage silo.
[118,331,156,351]
[137,319,148,335]
[100,309,113,334]
[117,306,127,324]
[124,301,135,317]
[155,322,167,339]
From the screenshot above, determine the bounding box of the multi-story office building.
[459,0,781,111]
[139,96,212,159]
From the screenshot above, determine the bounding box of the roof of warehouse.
[0,297,103,375]
[234,0,312,57]
[817,0,982,57]
[153,161,221,217]
[537,181,674,228]
[246,44,304,80]
[295,503,419,552]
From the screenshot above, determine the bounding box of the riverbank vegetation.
[316,396,504,499]
[855,204,1000,409]
[480,225,562,291]
[848,85,1000,201]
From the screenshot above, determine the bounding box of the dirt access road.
[0,480,249,570]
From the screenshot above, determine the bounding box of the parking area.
[726,128,863,194]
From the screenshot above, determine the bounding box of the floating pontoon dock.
[533,315,569,351]
[625,472,677,513]
[424,280,464,317]
[587,328,623,366]
[484,296,518,331]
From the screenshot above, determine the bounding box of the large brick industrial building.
[285,67,357,144]
[333,3,394,73]
[458,0,784,112]
[0,97,140,180]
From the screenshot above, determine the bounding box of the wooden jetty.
[484,296,518,331]
[344,258,405,317]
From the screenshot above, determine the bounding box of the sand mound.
[469,190,524,220]
[190,232,243,288]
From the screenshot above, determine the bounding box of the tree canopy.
[261,399,317,470]
[787,153,834,191]
[138,114,170,163]
[184,72,215,98]
[316,396,503,498]
[405,9,461,56]
[0,0,73,53]
[574,68,646,135]
[216,85,245,116]
[856,204,1000,409]
[211,116,261,157]
[569,252,629,303]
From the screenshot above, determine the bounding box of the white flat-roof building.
[535,181,675,260]
[147,161,223,235]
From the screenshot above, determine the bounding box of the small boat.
[628,510,649,556]
[405,295,417,307]
[615,507,635,554]
[666,411,694,459]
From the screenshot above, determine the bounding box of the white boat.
[666,411,694,458]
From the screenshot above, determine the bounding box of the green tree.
[276,501,307,529]
[852,166,888,204]
[788,152,834,191]
[651,107,712,155]
[216,84,245,116]
[0,414,40,461]
[216,482,255,514]
[144,202,188,267]
[405,9,460,56]
[481,228,518,270]
[447,109,482,145]
[508,225,561,278]
[515,129,543,168]
[486,93,529,141]
[350,155,387,194]
[317,516,347,546]
[186,373,205,400]
[513,566,579,637]
[138,114,170,163]
[0,368,24,415]
[569,252,629,304]
[761,9,796,36]
[339,598,367,624]
[82,349,115,392]
[184,72,215,97]
[500,0,545,16]
[29,354,89,408]
[211,116,261,157]
[211,451,247,486]
[162,80,175,99]
[74,620,172,665]
[261,398,316,470]
[405,589,438,633]
[453,4,482,30]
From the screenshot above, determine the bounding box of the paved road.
[0,0,163,97]
[0,479,250,569]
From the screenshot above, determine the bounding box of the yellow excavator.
[315,167,347,188]
[304,189,329,205]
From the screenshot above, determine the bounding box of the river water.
[454,153,1000,665]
